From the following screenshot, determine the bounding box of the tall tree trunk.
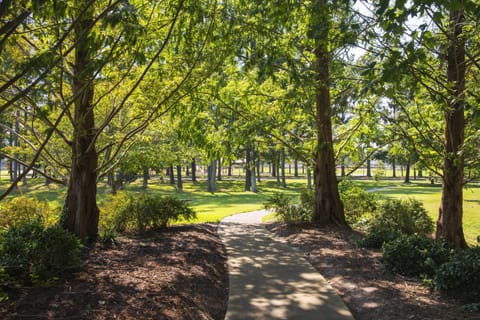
[217,159,222,181]
[366,159,372,178]
[251,145,258,192]
[294,159,299,177]
[62,8,99,239]
[177,165,183,191]
[280,148,286,188]
[169,164,175,184]
[142,167,149,189]
[404,161,410,183]
[245,148,251,191]
[307,168,312,189]
[312,1,346,226]
[392,158,396,178]
[227,160,232,176]
[207,160,216,192]
[437,9,467,248]
[191,158,197,183]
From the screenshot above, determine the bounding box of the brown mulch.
[2,221,479,320]
[0,224,228,320]
[267,222,480,320]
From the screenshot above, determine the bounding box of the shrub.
[0,196,58,228]
[102,193,196,234]
[382,234,431,277]
[0,220,82,285]
[338,182,378,226]
[434,246,480,302]
[370,198,434,235]
[264,193,312,225]
[359,228,402,249]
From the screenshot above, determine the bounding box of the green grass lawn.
[352,179,480,245]
[1,176,478,245]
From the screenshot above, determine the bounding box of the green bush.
[382,234,431,277]
[264,193,312,225]
[0,220,82,285]
[359,228,402,249]
[434,246,480,302]
[370,198,434,235]
[338,182,378,226]
[0,196,58,228]
[102,193,196,234]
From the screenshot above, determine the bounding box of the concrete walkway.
[219,210,355,320]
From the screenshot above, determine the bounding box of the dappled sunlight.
[219,212,354,320]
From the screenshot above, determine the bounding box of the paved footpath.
[218,210,355,320]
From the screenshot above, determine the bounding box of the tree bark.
[62,9,99,239]
[191,158,197,183]
[404,160,410,183]
[142,167,149,189]
[366,159,372,177]
[245,147,251,191]
[217,159,222,181]
[169,164,175,184]
[312,0,346,226]
[177,165,183,190]
[207,160,216,192]
[280,147,286,188]
[437,9,467,248]
[392,158,396,178]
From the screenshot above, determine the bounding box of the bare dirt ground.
[0,224,228,320]
[267,222,480,320]
[1,222,479,320]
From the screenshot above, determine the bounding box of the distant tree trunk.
[227,160,232,176]
[251,145,258,192]
[311,2,346,226]
[142,167,149,189]
[177,165,183,191]
[392,158,396,178]
[280,148,286,188]
[169,165,175,184]
[294,159,299,177]
[418,169,423,178]
[191,158,197,183]
[256,160,261,183]
[413,167,417,180]
[62,8,100,239]
[307,168,312,189]
[437,9,467,248]
[207,160,216,192]
[217,159,222,181]
[186,165,190,176]
[341,165,345,177]
[245,148,251,191]
[366,159,372,178]
[404,161,411,183]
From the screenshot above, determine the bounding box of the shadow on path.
[219,211,354,320]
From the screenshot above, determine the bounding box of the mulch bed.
[267,222,480,320]
[0,224,228,320]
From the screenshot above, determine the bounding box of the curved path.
[219,210,355,320]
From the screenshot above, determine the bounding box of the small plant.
[359,228,402,249]
[101,193,196,234]
[338,182,379,227]
[0,196,58,228]
[434,246,480,302]
[264,193,312,225]
[370,198,434,235]
[0,220,82,285]
[382,234,435,277]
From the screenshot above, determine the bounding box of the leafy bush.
[0,196,58,228]
[0,220,82,285]
[264,193,312,225]
[359,228,402,249]
[382,234,453,277]
[382,234,432,277]
[434,246,480,302]
[102,193,196,234]
[338,181,378,226]
[370,198,434,235]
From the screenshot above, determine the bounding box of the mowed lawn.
[1,176,478,245]
[358,180,480,246]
